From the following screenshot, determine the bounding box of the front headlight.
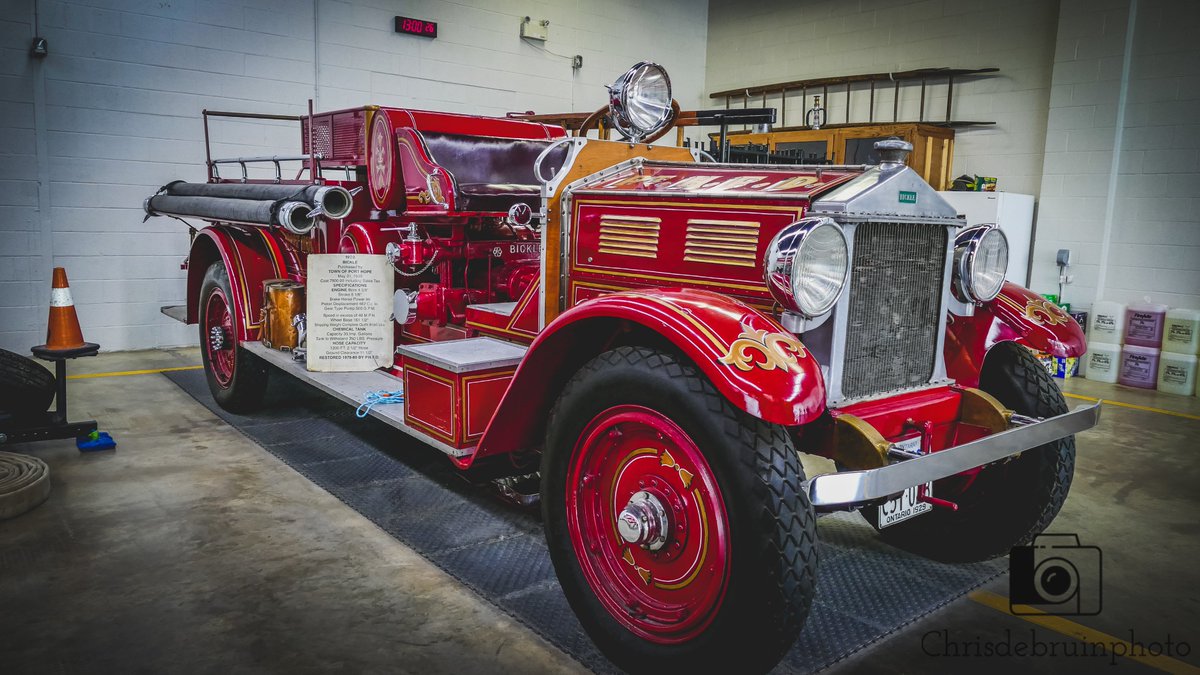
[608,62,673,142]
[953,225,1009,302]
[765,217,850,318]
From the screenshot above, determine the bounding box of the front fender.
[945,281,1086,386]
[186,225,292,339]
[473,288,826,463]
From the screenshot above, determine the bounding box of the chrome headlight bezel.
[764,217,850,318]
[953,225,1009,303]
[608,62,673,142]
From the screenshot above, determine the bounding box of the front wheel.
[862,341,1075,562]
[199,262,268,412]
[541,347,817,674]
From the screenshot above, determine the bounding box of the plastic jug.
[1082,342,1120,383]
[1162,308,1200,355]
[1124,300,1168,348]
[1089,300,1125,344]
[1118,344,1160,389]
[1157,352,1197,396]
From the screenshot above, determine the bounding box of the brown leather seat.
[421,132,569,212]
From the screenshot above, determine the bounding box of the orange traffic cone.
[33,267,97,356]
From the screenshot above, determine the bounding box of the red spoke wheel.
[199,262,269,412]
[568,405,729,644]
[542,347,818,674]
[204,286,236,387]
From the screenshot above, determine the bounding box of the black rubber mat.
[167,369,1006,674]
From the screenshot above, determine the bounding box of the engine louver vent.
[598,215,661,258]
[684,219,760,268]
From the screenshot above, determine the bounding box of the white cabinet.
[938,191,1035,286]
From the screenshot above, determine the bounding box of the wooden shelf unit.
[720,123,957,191]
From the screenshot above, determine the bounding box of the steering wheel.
[577,99,680,145]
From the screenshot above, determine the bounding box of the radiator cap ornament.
[875,138,912,168]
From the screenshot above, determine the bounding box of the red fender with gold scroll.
[471,287,826,463]
[945,281,1086,387]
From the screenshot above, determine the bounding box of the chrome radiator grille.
[841,222,948,399]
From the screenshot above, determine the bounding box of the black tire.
[862,341,1075,562]
[541,346,818,674]
[199,262,269,412]
[0,348,56,415]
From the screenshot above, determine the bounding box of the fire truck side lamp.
[765,217,850,318]
[608,62,673,142]
[952,225,1009,303]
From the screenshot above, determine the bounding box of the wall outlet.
[520,16,549,41]
[1056,248,1072,267]
[572,54,583,70]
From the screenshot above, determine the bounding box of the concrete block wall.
[0,0,708,352]
[704,0,1060,197]
[1032,0,1200,310]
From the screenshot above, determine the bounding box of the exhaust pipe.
[277,201,317,234]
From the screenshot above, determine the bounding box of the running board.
[160,304,188,324]
[242,341,472,459]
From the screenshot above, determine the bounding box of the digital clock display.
[394,15,437,38]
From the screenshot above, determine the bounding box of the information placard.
[306,254,394,372]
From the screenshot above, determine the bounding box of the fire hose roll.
[167,182,320,202]
[163,182,354,219]
[146,194,279,225]
[146,194,318,233]
[0,451,51,520]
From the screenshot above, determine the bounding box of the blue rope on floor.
[356,390,404,418]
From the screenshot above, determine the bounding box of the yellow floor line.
[970,590,1200,674]
[1063,392,1200,421]
[67,365,203,379]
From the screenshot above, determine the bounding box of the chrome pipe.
[312,185,353,220]
[277,201,317,235]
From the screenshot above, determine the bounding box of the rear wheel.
[542,346,817,674]
[862,341,1075,562]
[199,262,268,412]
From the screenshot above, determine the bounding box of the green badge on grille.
[899,191,917,204]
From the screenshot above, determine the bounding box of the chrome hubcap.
[209,325,228,351]
[616,490,670,551]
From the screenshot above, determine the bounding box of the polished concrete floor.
[2,348,1197,674]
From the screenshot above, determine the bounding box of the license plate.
[877,482,933,528]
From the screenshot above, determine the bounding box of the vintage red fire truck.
[148,63,1099,673]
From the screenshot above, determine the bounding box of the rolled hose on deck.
[161,182,354,219]
[143,194,318,234]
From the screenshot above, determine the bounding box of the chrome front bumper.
[806,401,1102,509]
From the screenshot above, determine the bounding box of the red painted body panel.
[472,288,826,464]
[945,281,1086,387]
[568,196,809,309]
[399,355,517,451]
[465,278,540,344]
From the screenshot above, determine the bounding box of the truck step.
[160,305,187,324]
[395,337,526,373]
[242,341,470,458]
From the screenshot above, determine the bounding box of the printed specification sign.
[306,254,394,372]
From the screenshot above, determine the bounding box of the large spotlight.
[764,217,850,318]
[952,225,1009,303]
[608,62,673,142]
